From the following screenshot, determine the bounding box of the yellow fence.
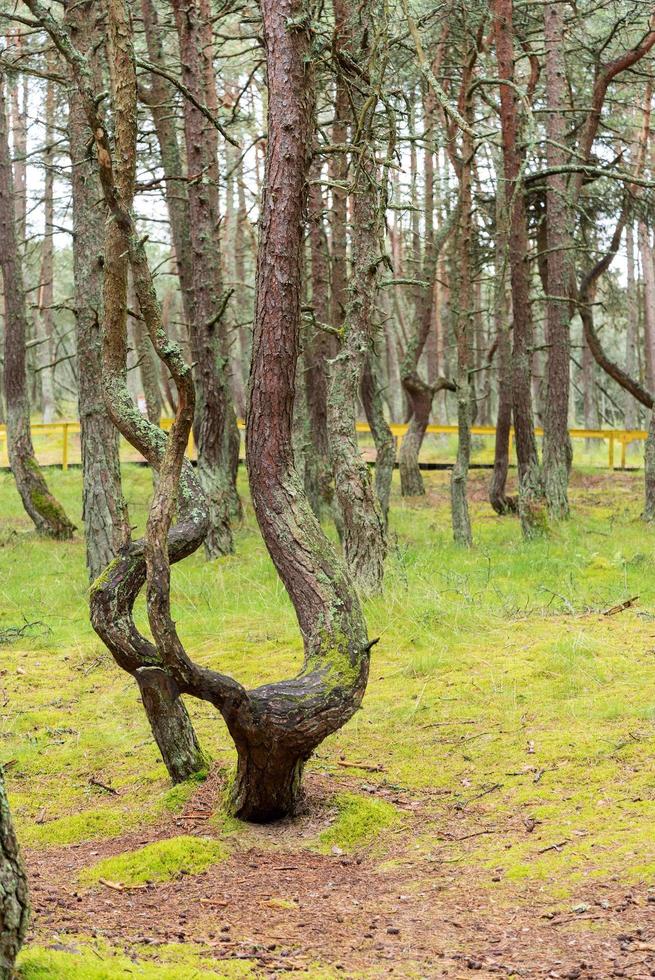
[0,419,649,471]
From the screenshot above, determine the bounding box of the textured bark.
[305,169,334,518]
[327,0,387,596]
[644,410,655,522]
[361,355,395,526]
[542,1,573,519]
[329,2,349,332]
[0,769,28,980]
[33,0,205,783]
[66,0,129,583]
[450,146,473,549]
[493,0,545,539]
[171,0,240,558]
[0,70,75,540]
[30,0,371,822]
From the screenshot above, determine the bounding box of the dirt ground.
[26,770,655,979]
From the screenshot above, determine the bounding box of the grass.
[79,834,228,887]
[1,463,655,904]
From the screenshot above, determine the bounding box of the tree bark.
[66,0,129,582]
[644,410,655,522]
[0,69,75,540]
[493,0,545,538]
[542,1,573,519]
[361,354,395,527]
[327,0,387,595]
[0,769,28,980]
[171,0,240,558]
[625,221,639,429]
[36,64,57,424]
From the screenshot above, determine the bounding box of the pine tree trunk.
[169,0,242,557]
[0,71,75,540]
[361,355,395,526]
[493,0,545,539]
[36,65,57,424]
[625,222,639,430]
[0,769,28,980]
[542,1,573,519]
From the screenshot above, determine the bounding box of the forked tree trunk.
[0,769,28,980]
[0,71,75,540]
[31,0,372,822]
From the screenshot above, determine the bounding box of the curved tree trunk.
[30,0,372,823]
[0,71,75,540]
[0,769,28,980]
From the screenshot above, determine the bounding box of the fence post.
[62,423,69,471]
[608,433,614,470]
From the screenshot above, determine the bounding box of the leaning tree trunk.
[0,769,28,980]
[0,70,75,540]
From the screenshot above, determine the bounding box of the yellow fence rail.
[0,419,649,471]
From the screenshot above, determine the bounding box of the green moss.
[88,556,121,594]
[21,808,124,847]
[316,793,401,853]
[79,835,228,887]
[18,938,255,979]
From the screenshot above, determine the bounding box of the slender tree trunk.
[66,0,129,582]
[171,0,240,557]
[625,222,639,429]
[327,0,387,595]
[0,70,75,540]
[639,221,655,391]
[36,66,57,423]
[644,409,655,521]
[450,144,473,548]
[489,153,517,515]
[493,0,545,538]
[0,769,28,980]
[305,167,334,518]
[542,1,573,518]
[361,354,395,527]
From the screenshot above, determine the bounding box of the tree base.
[229,745,305,823]
[136,667,207,784]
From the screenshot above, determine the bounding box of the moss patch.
[79,835,228,887]
[18,938,254,978]
[317,793,401,853]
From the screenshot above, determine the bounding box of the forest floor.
[1,464,655,979]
